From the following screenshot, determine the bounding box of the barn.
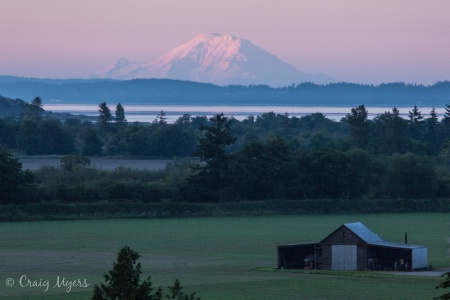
[277,222,427,271]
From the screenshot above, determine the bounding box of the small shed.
[277,222,427,271]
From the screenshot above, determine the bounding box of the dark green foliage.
[33,165,166,203]
[92,246,163,300]
[426,107,440,154]
[0,118,16,149]
[435,272,450,300]
[373,107,408,154]
[0,96,29,118]
[0,148,33,203]
[408,104,425,143]
[298,149,354,199]
[125,125,151,156]
[16,118,74,155]
[83,130,103,156]
[150,124,196,157]
[190,113,236,202]
[443,104,450,125]
[115,102,127,124]
[22,96,44,121]
[98,102,113,130]
[0,199,448,221]
[388,153,438,199]
[92,246,200,300]
[195,113,236,162]
[5,100,450,203]
[229,137,292,200]
[38,118,74,154]
[16,120,40,154]
[166,279,200,300]
[344,104,370,149]
[60,155,91,171]
[153,110,167,126]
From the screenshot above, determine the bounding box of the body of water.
[43,104,445,123]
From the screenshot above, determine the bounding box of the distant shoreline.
[43,104,448,122]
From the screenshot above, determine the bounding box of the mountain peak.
[152,33,243,67]
[93,34,334,86]
[91,57,141,80]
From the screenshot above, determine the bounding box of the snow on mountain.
[93,34,334,86]
[90,57,142,79]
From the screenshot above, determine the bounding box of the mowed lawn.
[0,213,448,299]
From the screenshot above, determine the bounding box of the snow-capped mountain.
[93,34,334,86]
[91,57,142,80]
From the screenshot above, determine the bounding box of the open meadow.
[0,213,448,299]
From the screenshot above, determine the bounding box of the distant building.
[277,222,427,271]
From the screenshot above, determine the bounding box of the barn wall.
[320,226,368,270]
[357,245,367,270]
[412,248,428,269]
[332,245,357,270]
[321,226,365,246]
[322,245,332,270]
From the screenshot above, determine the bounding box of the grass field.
[0,213,448,299]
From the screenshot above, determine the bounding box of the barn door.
[332,245,357,270]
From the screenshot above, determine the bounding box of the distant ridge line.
[1,76,450,107]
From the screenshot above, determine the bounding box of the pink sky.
[1,0,449,84]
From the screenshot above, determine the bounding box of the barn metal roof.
[368,241,427,249]
[344,222,426,249]
[277,242,318,248]
[343,222,386,244]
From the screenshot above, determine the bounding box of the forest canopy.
[2,100,450,205]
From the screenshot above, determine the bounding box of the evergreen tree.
[408,104,423,123]
[92,246,200,300]
[23,96,44,121]
[98,102,113,130]
[443,104,450,125]
[115,103,127,124]
[175,114,192,126]
[344,105,370,149]
[153,110,167,126]
[92,246,162,300]
[166,279,200,300]
[434,271,450,300]
[408,104,424,140]
[372,107,407,154]
[426,107,440,153]
[442,104,450,140]
[0,148,34,203]
[190,113,236,202]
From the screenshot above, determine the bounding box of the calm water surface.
[43,104,445,123]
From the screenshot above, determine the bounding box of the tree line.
[2,76,450,106]
[2,99,450,204]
